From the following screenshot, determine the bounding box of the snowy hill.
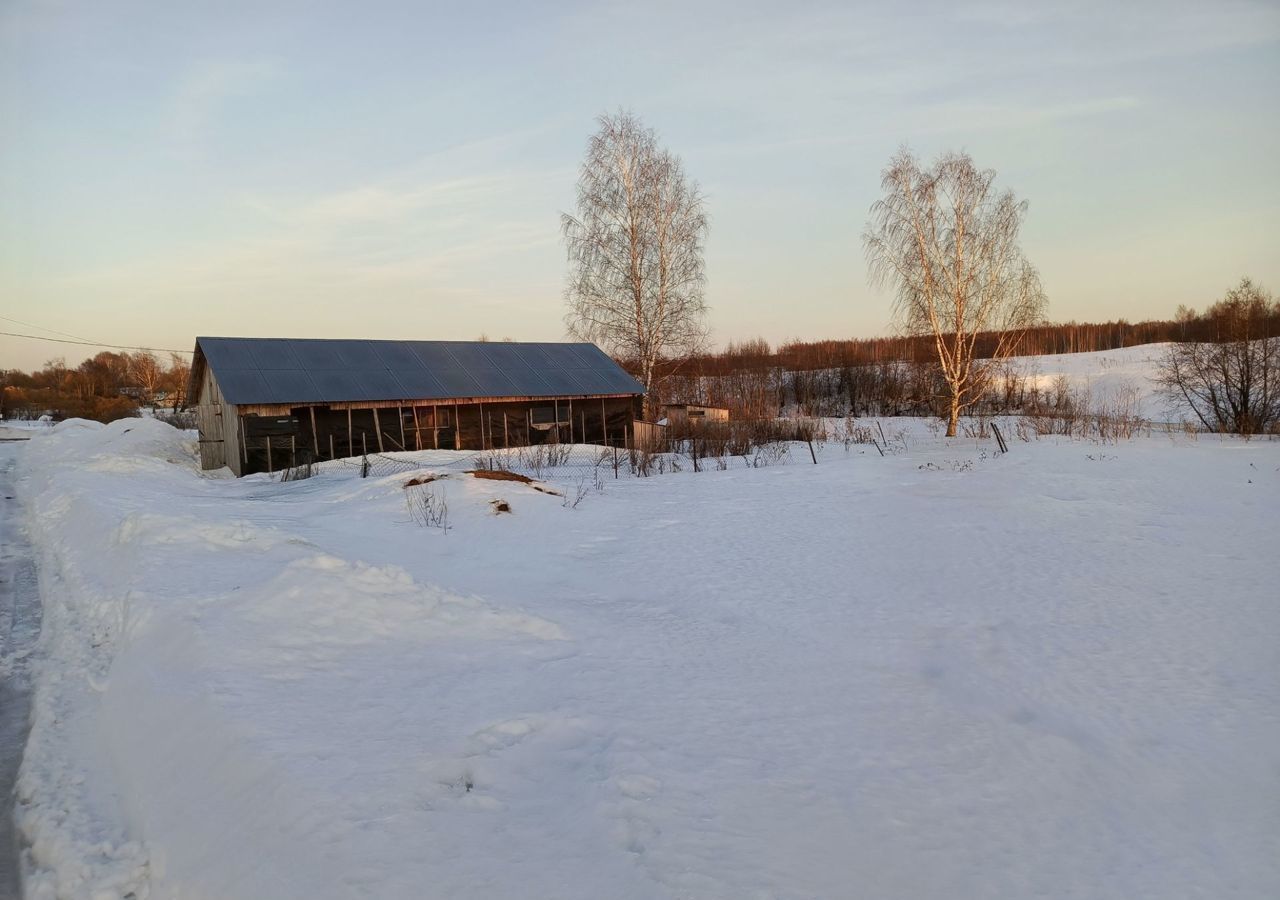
[9,414,1279,899]
[1008,343,1175,420]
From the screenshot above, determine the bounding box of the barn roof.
[190,337,644,406]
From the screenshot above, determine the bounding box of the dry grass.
[469,469,534,484]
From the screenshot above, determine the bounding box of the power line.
[0,314,99,345]
[0,330,193,354]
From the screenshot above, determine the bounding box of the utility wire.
[0,329,193,354]
[0,314,100,345]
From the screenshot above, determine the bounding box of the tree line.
[650,285,1279,431]
[1,350,192,422]
[665,315,1239,380]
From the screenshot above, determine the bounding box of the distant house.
[662,403,729,426]
[187,337,645,476]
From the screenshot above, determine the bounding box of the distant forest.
[1,350,191,422]
[3,307,1277,424]
[656,307,1280,419]
[674,313,1266,378]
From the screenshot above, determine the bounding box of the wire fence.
[269,419,874,487]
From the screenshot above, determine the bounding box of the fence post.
[992,422,1009,454]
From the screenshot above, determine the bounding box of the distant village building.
[662,403,729,426]
[188,337,645,476]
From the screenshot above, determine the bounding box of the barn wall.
[225,395,643,475]
[225,402,243,476]
[195,366,240,473]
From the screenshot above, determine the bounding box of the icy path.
[0,442,39,898]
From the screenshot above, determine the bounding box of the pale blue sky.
[2,0,1278,369]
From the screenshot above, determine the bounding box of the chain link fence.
[269,418,875,487]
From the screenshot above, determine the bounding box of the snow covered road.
[12,419,1280,899]
[1,442,40,899]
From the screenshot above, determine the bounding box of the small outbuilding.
[662,403,729,426]
[188,337,645,476]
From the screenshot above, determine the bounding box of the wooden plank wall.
[195,366,229,471]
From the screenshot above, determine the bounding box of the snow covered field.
[1008,343,1174,420]
[9,411,1279,899]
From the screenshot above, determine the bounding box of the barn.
[187,337,645,476]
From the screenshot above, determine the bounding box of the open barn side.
[229,396,641,475]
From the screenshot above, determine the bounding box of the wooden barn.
[188,337,645,476]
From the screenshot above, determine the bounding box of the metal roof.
[192,337,644,407]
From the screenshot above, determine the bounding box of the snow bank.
[14,415,1280,898]
[16,419,568,898]
[17,419,200,898]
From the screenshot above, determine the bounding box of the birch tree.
[563,111,708,414]
[128,351,164,404]
[864,148,1046,436]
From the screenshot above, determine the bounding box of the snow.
[1009,343,1175,419]
[8,388,1280,898]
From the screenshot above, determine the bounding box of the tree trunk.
[947,392,960,437]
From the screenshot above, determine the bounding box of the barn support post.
[411,406,421,451]
[310,407,319,458]
[362,432,367,456]
[479,401,486,450]
[601,398,607,445]
[581,412,587,446]
[347,409,353,457]
[240,419,248,472]
[454,410,460,451]
[329,434,335,460]
[568,399,574,444]
[398,406,406,450]
[373,408,385,452]
[290,435,296,469]
[503,413,509,448]
[433,404,439,449]
[266,435,273,474]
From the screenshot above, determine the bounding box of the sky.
[2,0,1278,371]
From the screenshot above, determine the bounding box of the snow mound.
[14,418,566,898]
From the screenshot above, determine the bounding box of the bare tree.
[864,148,1046,436]
[164,352,192,410]
[563,110,709,416]
[1157,278,1280,435]
[128,351,164,405]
